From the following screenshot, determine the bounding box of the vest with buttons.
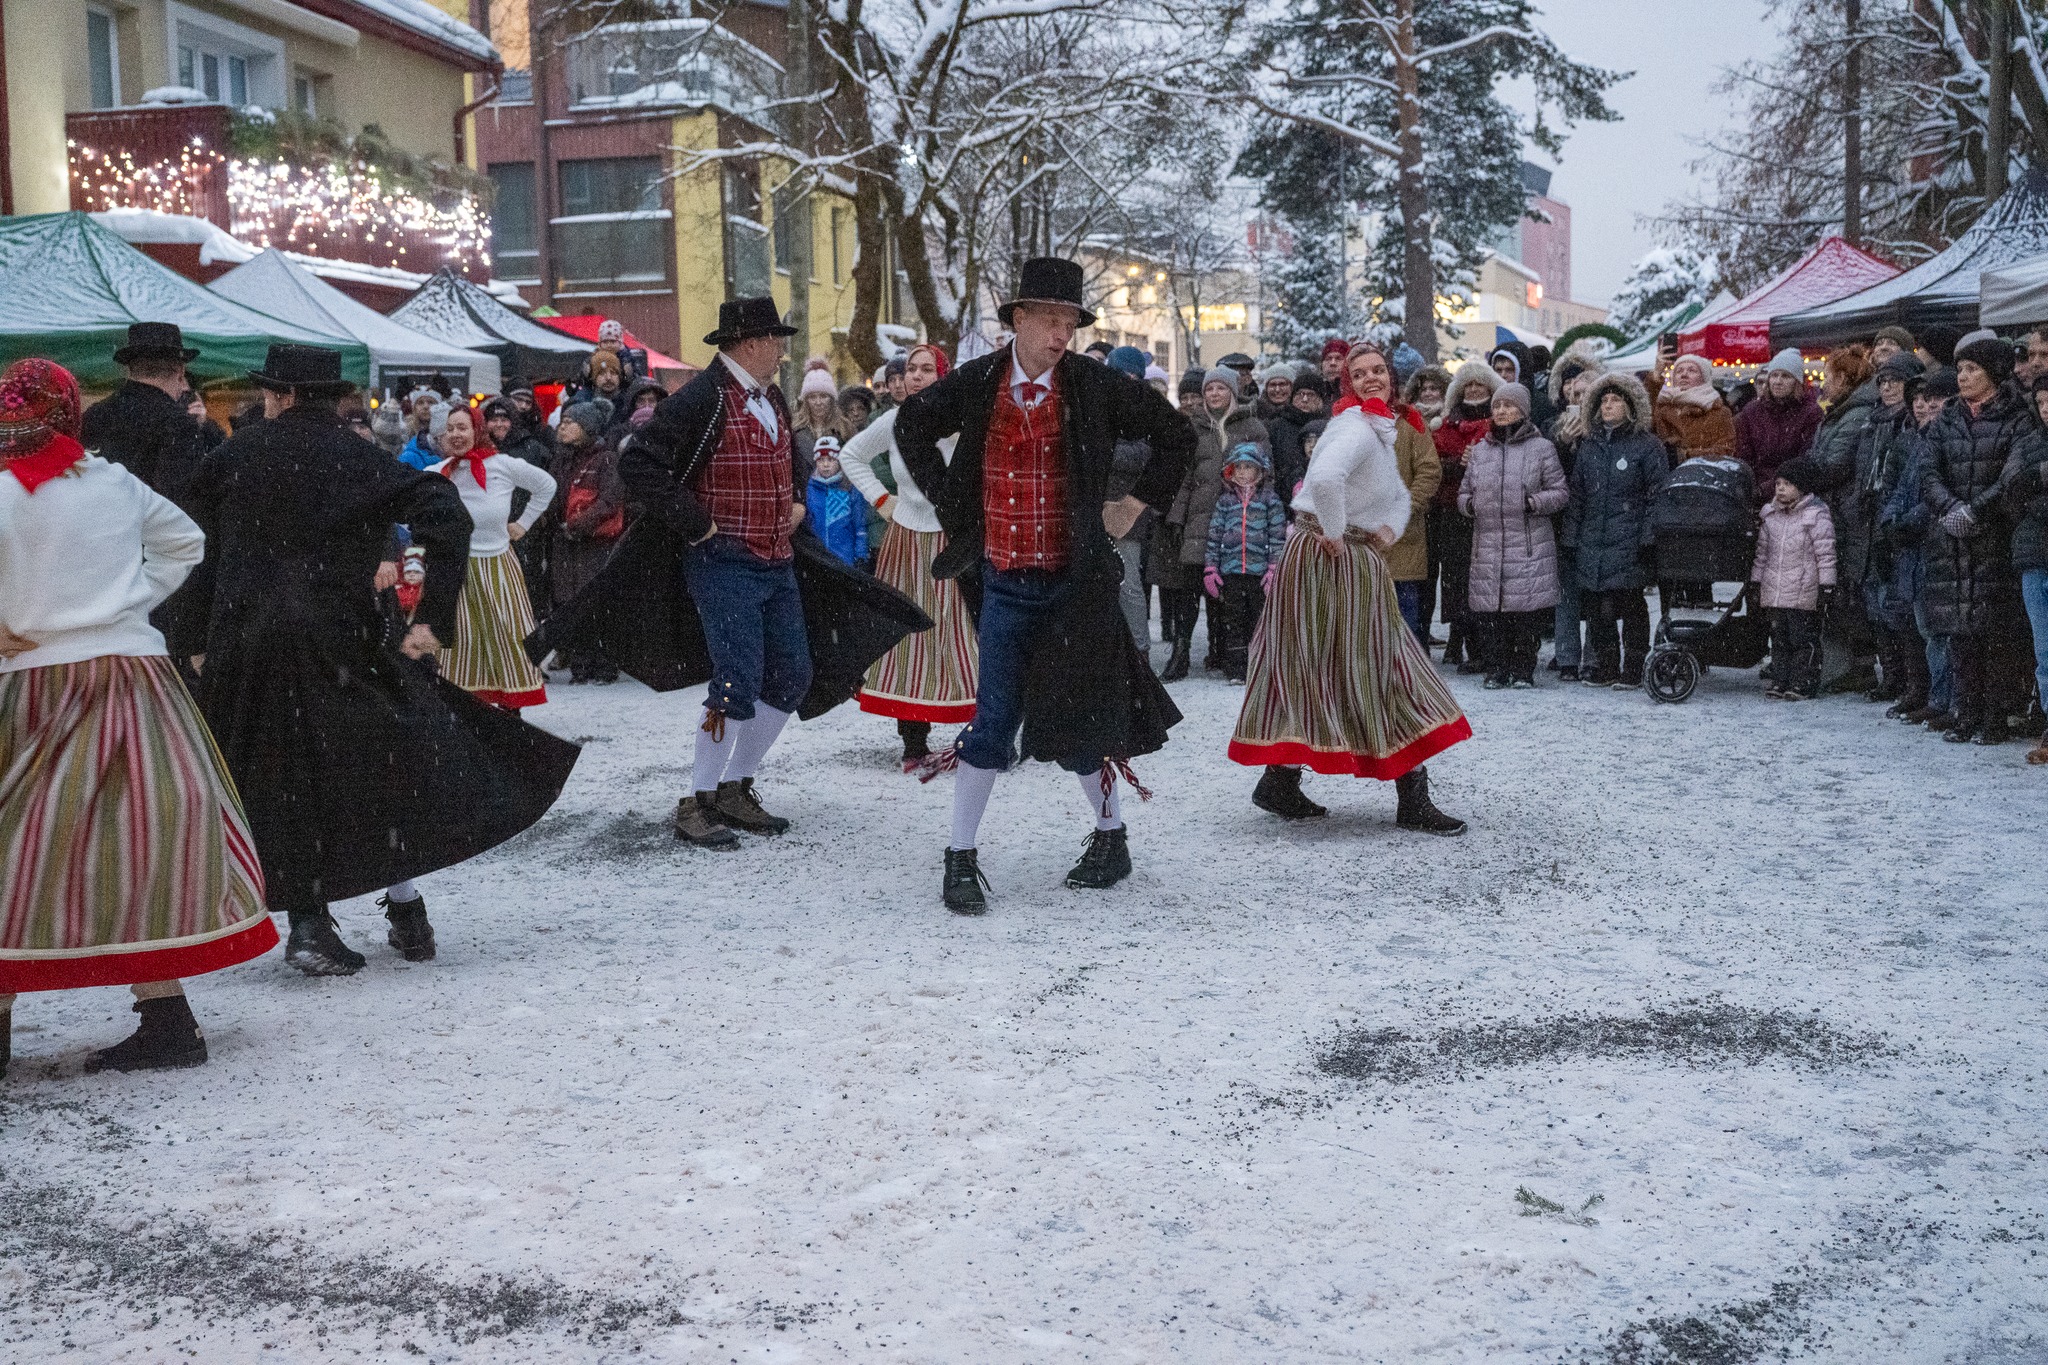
[982,377,1070,571]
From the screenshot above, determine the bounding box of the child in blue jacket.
[806,436,869,568]
[1204,442,1289,682]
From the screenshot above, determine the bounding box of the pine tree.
[1607,248,1719,340]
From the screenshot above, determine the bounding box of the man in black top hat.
[175,343,579,976]
[895,256,1195,913]
[80,322,209,502]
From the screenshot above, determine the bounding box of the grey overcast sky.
[1510,0,1784,306]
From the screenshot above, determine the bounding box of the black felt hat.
[248,343,356,396]
[998,256,1096,328]
[114,321,200,365]
[704,297,799,347]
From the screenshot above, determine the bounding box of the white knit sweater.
[839,408,956,534]
[0,455,204,673]
[434,452,557,557]
[1289,407,1413,541]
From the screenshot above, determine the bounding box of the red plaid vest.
[983,376,1070,571]
[697,374,794,561]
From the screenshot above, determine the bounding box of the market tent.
[390,267,591,383]
[1679,237,1897,364]
[1772,168,2048,350]
[0,212,369,390]
[1979,252,2048,327]
[534,312,695,380]
[209,250,502,395]
[1606,293,1726,371]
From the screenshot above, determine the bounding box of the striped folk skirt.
[858,524,978,723]
[1230,522,1471,780]
[0,655,274,992]
[442,548,548,710]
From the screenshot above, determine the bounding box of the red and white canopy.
[1678,237,1899,364]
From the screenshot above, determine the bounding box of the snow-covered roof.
[342,0,498,65]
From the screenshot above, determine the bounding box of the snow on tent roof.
[1605,294,1723,370]
[390,267,591,382]
[0,212,369,390]
[1679,237,1898,364]
[209,249,502,395]
[1772,167,2048,350]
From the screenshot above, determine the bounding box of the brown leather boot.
[674,793,739,849]
[715,778,790,835]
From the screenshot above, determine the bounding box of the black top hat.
[704,297,799,347]
[114,321,200,365]
[998,257,1097,328]
[248,344,356,397]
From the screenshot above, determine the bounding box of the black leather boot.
[1,1005,10,1080]
[285,909,366,976]
[1395,766,1467,836]
[1065,827,1133,889]
[86,995,208,1073]
[379,892,436,962]
[1252,765,1328,819]
[943,848,989,915]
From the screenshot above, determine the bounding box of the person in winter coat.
[1165,367,1267,678]
[1430,360,1499,671]
[1751,458,1838,699]
[1842,352,1927,705]
[1734,350,1823,499]
[1403,365,1452,426]
[549,397,626,683]
[1203,442,1288,682]
[1878,370,1958,725]
[80,323,211,504]
[1459,382,1569,687]
[2002,374,2048,764]
[485,395,558,619]
[1919,337,2030,743]
[1561,373,1668,687]
[1803,345,1882,683]
[1291,374,1330,422]
[805,436,869,568]
[1653,354,1738,464]
[1103,347,1164,652]
[1258,364,1309,510]
[793,358,853,470]
[1545,360,1602,679]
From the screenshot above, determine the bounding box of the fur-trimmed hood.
[1432,359,1502,430]
[1579,371,1653,436]
[1402,364,1453,408]
[1547,339,1609,406]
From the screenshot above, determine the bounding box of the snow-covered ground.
[5,641,2046,1363]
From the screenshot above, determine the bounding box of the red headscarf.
[907,343,951,380]
[0,359,85,493]
[440,407,495,488]
[1328,342,1425,432]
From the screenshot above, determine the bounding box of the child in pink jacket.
[1750,456,1837,699]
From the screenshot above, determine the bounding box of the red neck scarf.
[3,433,86,493]
[1330,394,1426,432]
[443,442,495,488]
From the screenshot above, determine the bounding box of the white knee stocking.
[725,705,792,782]
[950,763,1000,851]
[1077,769,1122,831]
[692,710,739,794]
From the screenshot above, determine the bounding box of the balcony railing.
[565,20,781,119]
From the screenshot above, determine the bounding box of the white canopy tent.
[208,249,502,395]
[1980,253,2048,328]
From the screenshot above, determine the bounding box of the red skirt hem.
[1228,715,1472,781]
[858,692,977,723]
[469,686,547,710]
[0,914,279,993]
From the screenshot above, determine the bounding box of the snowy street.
[4,651,2044,1363]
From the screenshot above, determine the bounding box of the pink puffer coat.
[1751,492,1838,610]
[1458,421,1570,613]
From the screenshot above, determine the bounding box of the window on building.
[723,162,771,299]
[87,7,120,109]
[553,156,670,292]
[488,163,540,283]
[169,4,282,106]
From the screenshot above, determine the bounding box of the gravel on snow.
[3,648,2045,1363]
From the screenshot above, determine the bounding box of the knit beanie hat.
[811,434,842,461]
[799,357,836,400]
[1777,455,1820,494]
[559,395,614,438]
[0,358,82,457]
[1105,345,1148,380]
[1256,363,1295,388]
[1179,366,1206,396]
[1492,381,1532,418]
[1920,367,1960,400]
[1224,441,1269,471]
[1145,363,1169,384]
[1874,324,1917,353]
[1763,348,1805,380]
[1875,352,1926,385]
[1204,365,1239,393]
[597,319,626,344]
[1320,337,1351,362]
[884,354,908,378]
[1955,335,2016,386]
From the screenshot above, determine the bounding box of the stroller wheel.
[1645,648,1700,704]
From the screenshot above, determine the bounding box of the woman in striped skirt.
[0,359,274,1076]
[1229,343,1471,833]
[840,343,977,770]
[434,405,557,710]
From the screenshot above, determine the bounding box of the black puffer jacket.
[1840,402,1913,585]
[2002,423,2048,574]
[1560,373,1669,592]
[1919,385,2027,636]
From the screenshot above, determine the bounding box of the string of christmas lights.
[68,139,491,273]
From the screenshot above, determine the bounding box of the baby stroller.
[1643,458,1769,703]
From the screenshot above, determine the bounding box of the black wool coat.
[1920,386,2028,638]
[530,361,931,718]
[80,381,209,503]
[173,405,579,907]
[895,346,1195,766]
